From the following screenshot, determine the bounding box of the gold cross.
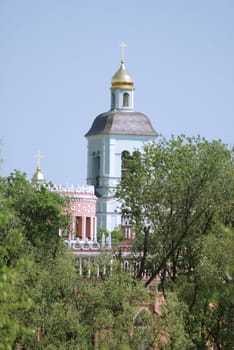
[33,150,44,168]
[120,41,127,61]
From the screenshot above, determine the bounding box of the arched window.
[133,309,152,328]
[93,154,100,187]
[123,92,129,107]
[121,150,130,178]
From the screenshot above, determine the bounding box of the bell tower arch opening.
[93,152,100,187]
[121,150,130,178]
[123,92,129,107]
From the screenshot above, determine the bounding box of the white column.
[79,257,82,276]
[110,259,113,275]
[88,257,91,278]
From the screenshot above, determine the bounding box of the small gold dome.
[32,166,45,183]
[111,59,134,90]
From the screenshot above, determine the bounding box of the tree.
[0,171,71,348]
[0,171,69,254]
[0,194,30,349]
[117,135,234,348]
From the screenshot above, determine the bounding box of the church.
[32,43,158,255]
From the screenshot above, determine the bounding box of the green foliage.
[111,228,124,245]
[16,253,89,349]
[0,194,30,349]
[0,171,71,348]
[0,171,69,252]
[156,292,193,350]
[117,135,234,348]
[196,226,234,348]
[84,272,149,349]
[17,261,150,349]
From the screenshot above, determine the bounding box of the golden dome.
[32,166,45,183]
[111,58,134,90]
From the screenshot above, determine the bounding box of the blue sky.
[1,1,233,185]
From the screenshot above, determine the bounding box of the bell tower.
[85,44,158,232]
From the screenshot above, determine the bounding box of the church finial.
[33,150,44,169]
[111,42,134,92]
[120,41,127,62]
